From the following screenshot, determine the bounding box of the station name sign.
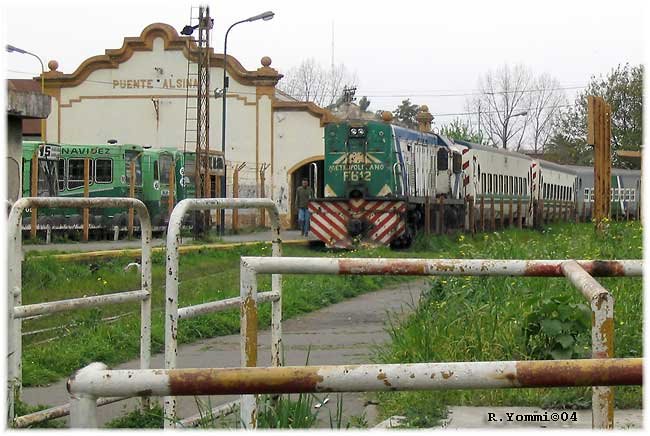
[112,78,199,89]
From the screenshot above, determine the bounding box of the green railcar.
[21,141,191,230]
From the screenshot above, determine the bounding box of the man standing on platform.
[296,178,314,237]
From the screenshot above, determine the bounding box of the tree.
[392,99,419,129]
[472,64,533,149]
[528,74,566,154]
[277,58,358,108]
[439,118,482,143]
[551,63,643,168]
[358,96,370,112]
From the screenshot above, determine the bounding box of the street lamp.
[219,11,274,235]
[6,44,46,141]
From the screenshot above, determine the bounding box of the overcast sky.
[2,0,645,128]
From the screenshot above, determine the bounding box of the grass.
[373,220,643,427]
[20,242,410,386]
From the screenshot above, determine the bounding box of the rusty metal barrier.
[7,197,153,428]
[237,256,641,429]
[66,358,642,428]
[163,198,283,428]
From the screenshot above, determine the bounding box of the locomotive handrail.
[163,198,283,428]
[7,197,153,428]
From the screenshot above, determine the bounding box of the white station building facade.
[40,23,335,228]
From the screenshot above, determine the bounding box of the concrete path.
[24,229,313,253]
[21,279,428,428]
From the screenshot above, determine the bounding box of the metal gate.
[163,198,283,428]
[7,197,153,428]
[236,256,641,429]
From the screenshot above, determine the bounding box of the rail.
[67,358,643,428]
[163,198,283,428]
[237,256,641,429]
[7,197,153,428]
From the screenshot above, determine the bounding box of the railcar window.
[125,152,143,187]
[508,176,513,195]
[68,158,94,190]
[488,174,492,193]
[95,159,113,183]
[452,152,462,174]
[499,175,503,194]
[492,174,497,193]
[36,160,59,196]
[153,160,159,181]
[57,159,65,191]
[160,156,172,184]
[437,148,448,171]
[523,179,527,195]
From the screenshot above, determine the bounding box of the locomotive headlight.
[349,127,367,138]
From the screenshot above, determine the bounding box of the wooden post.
[168,159,175,218]
[438,195,444,235]
[517,198,522,229]
[490,195,495,231]
[259,163,270,228]
[479,194,485,232]
[468,197,475,235]
[128,160,135,239]
[30,151,38,239]
[424,195,431,236]
[508,197,514,228]
[588,95,612,232]
[232,163,246,233]
[83,158,90,241]
[499,197,504,230]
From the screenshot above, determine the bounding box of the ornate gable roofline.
[42,22,282,88]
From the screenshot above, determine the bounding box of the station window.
[613,188,618,201]
[95,159,113,184]
[631,190,636,201]
[68,159,94,190]
[57,159,65,191]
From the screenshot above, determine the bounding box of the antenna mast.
[195,5,213,235]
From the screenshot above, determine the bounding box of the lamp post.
[220,11,274,235]
[7,44,46,240]
[7,44,46,141]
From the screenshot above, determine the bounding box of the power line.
[431,104,574,118]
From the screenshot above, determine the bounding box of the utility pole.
[194,5,213,237]
[587,95,612,233]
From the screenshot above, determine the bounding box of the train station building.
[37,23,335,229]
